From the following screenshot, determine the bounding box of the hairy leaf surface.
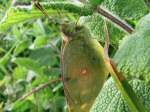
[91,78,150,112]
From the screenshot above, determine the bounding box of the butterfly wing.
[61,37,108,112]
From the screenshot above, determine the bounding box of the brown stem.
[97,6,134,34]
[18,78,61,101]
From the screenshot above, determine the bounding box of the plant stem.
[18,78,61,101]
[96,6,134,34]
[39,2,134,33]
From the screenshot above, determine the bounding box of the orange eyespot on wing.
[80,68,88,76]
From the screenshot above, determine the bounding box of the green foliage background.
[0,0,150,112]
[0,0,66,111]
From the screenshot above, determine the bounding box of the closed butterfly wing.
[61,23,109,112]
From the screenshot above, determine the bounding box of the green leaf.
[12,100,36,112]
[0,2,92,32]
[80,0,148,46]
[13,40,30,56]
[136,13,150,32]
[90,78,150,112]
[89,0,104,6]
[114,13,150,81]
[33,36,49,48]
[0,102,3,112]
[14,57,43,75]
[31,74,49,87]
[52,96,67,112]
[29,47,59,67]
[0,48,5,54]
[13,67,28,81]
[33,87,53,111]
[0,42,17,66]
[102,0,148,20]
[0,6,57,32]
[80,14,125,46]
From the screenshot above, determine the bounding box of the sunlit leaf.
[12,100,36,112]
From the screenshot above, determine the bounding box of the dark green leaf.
[14,57,43,75]
[29,47,59,67]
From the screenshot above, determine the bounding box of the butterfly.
[61,23,108,112]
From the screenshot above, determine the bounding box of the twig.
[103,19,110,57]
[97,6,134,34]
[18,78,61,101]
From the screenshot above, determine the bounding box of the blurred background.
[0,0,74,111]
